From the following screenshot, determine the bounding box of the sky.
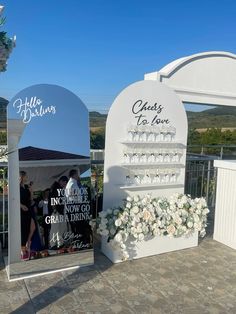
[1,0,236,112]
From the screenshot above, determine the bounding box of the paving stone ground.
[1,213,236,314]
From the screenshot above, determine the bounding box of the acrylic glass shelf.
[121,163,184,168]
[119,183,184,190]
[121,141,186,148]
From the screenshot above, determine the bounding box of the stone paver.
[1,231,236,313]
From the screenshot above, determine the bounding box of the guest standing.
[20,171,35,260]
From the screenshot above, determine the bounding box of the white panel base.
[101,232,198,263]
[213,160,236,250]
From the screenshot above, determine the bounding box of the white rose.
[115,218,122,227]
[99,211,107,218]
[122,232,128,242]
[101,218,108,224]
[197,204,202,210]
[189,207,194,213]
[143,210,151,221]
[153,229,158,236]
[142,198,147,205]
[123,251,129,260]
[167,224,176,235]
[187,221,193,228]
[126,202,132,209]
[130,227,136,234]
[138,233,145,241]
[120,243,126,249]
[114,233,122,243]
[200,229,206,237]
[113,209,120,215]
[130,206,139,216]
[126,196,133,202]
[174,216,182,225]
[110,228,116,235]
[194,222,202,231]
[134,195,140,202]
[102,229,109,236]
[203,208,210,215]
[137,223,142,233]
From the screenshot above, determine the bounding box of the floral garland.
[0,6,15,72]
[97,193,209,260]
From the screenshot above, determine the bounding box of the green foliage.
[0,131,7,145]
[188,128,236,155]
[90,129,105,149]
[0,17,6,27]
[188,128,236,146]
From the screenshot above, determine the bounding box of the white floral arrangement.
[97,193,209,260]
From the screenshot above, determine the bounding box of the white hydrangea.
[97,193,209,260]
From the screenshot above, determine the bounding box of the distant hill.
[187,107,236,129]
[90,107,236,130]
[89,111,107,128]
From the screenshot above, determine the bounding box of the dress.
[20,185,32,246]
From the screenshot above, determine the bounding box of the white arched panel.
[145,51,236,106]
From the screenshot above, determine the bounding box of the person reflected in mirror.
[65,169,92,249]
[20,171,35,260]
[48,176,68,250]
[65,169,81,237]
[38,188,50,249]
[29,181,43,258]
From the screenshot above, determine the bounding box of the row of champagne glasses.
[127,125,176,142]
[122,149,183,164]
[125,169,181,186]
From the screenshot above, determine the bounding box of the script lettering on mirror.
[13,96,56,123]
[132,99,170,126]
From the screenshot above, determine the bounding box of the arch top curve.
[145,51,236,107]
[159,51,236,78]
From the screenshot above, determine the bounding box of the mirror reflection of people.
[65,169,80,236]
[20,171,35,260]
[66,169,92,248]
[38,189,50,249]
[48,176,68,249]
[67,169,79,188]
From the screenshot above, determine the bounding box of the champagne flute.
[165,126,172,142]
[158,149,164,163]
[170,169,176,183]
[139,125,147,142]
[123,150,130,164]
[170,126,176,141]
[148,152,155,163]
[160,125,165,141]
[154,169,161,184]
[125,175,131,186]
[177,149,183,162]
[154,126,160,142]
[127,124,134,142]
[164,152,171,163]
[134,174,141,185]
[140,151,147,163]
[148,127,155,142]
